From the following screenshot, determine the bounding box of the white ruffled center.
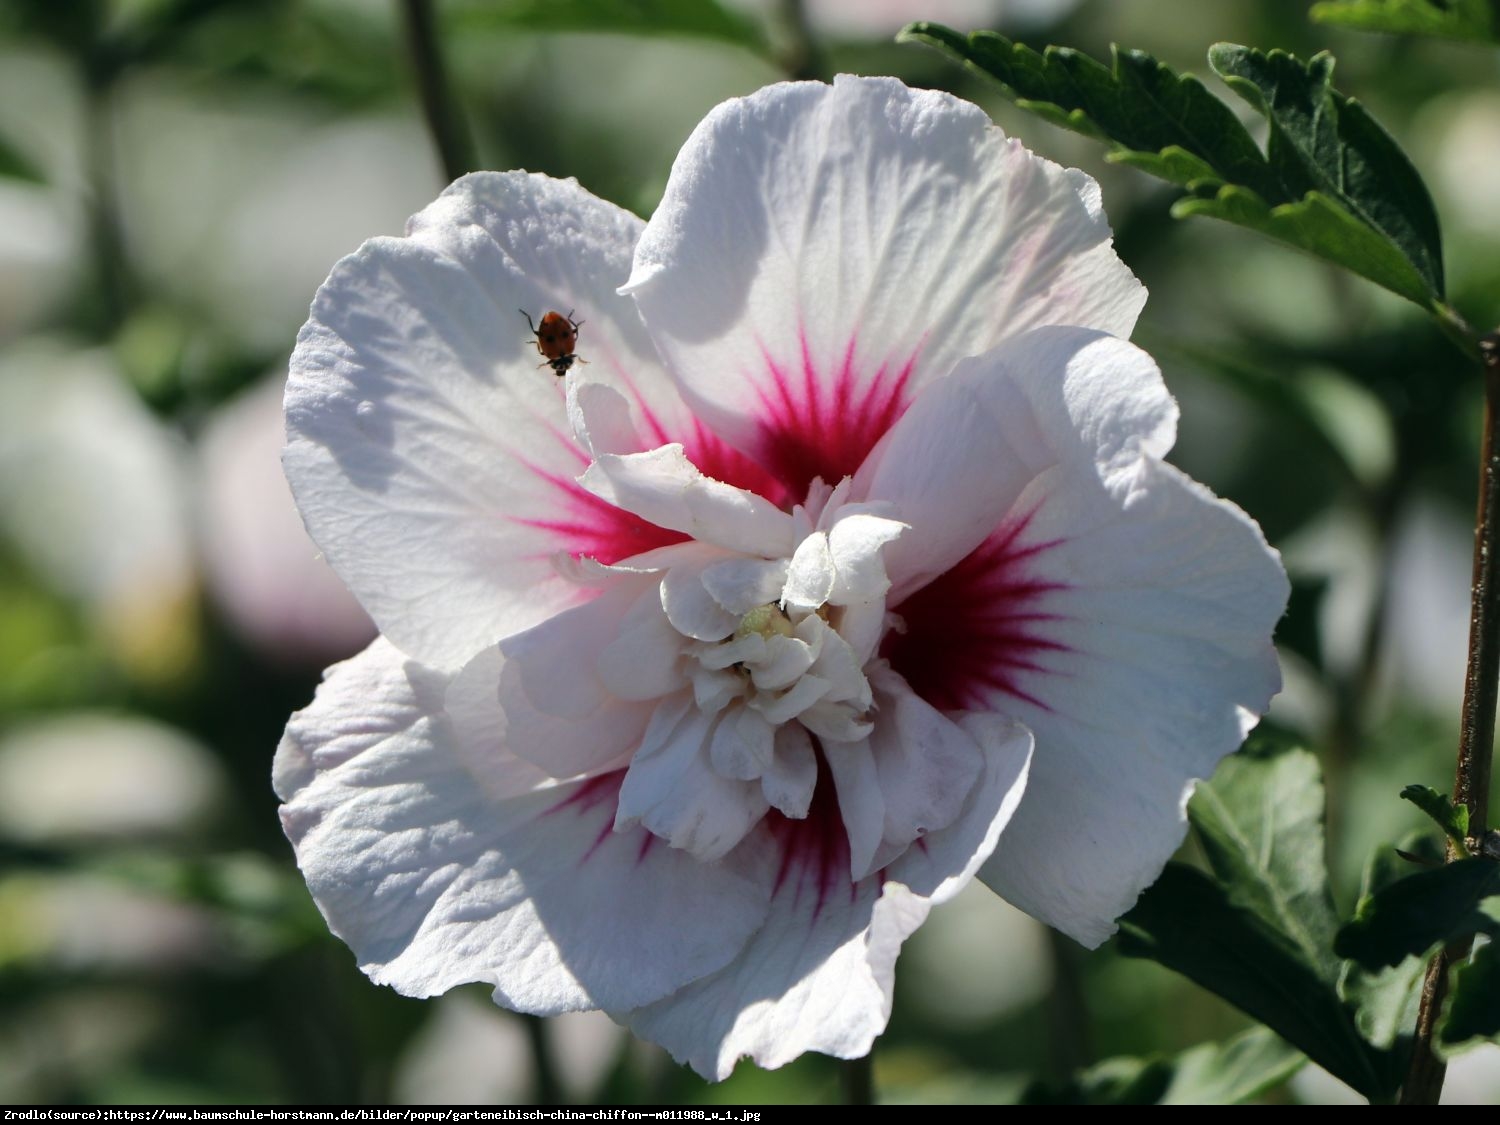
[609,493,907,861]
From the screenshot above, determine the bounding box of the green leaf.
[1335,859,1500,969]
[1116,737,1402,1099]
[1118,864,1393,1098]
[0,135,44,184]
[1172,185,1437,309]
[1189,735,1342,980]
[449,0,769,56]
[1020,1028,1303,1105]
[1207,44,1444,299]
[1438,938,1500,1053]
[1159,1027,1306,1105]
[1021,1056,1170,1105]
[1339,836,1436,1056]
[1311,0,1500,45]
[898,26,1449,314]
[1400,784,1472,852]
[897,24,1273,191]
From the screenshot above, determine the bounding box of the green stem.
[83,72,131,336]
[1433,301,1481,364]
[1399,330,1500,1105]
[397,0,477,182]
[1044,925,1092,1082]
[523,1013,562,1105]
[841,1050,874,1105]
[775,0,827,81]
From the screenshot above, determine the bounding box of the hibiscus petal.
[783,531,835,611]
[864,671,987,874]
[581,444,795,558]
[596,587,687,701]
[498,576,654,721]
[826,511,906,605]
[746,634,817,691]
[974,457,1287,946]
[615,695,771,861]
[861,325,1285,944]
[278,640,776,1014]
[708,703,777,781]
[858,326,1179,601]
[761,724,818,818]
[624,76,1144,502]
[823,671,994,881]
[700,556,789,615]
[491,578,660,777]
[285,172,692,672]
[618,716,1031,1080]
[660,546,740,641]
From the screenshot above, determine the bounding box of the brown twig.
[1399,331,1500,1104]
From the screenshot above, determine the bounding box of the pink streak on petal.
[617,375,790,507]
[751,333,917,501]
[883,506,1073,713]
[542,772,629,864]
[545,771,625,818]
[512,461,688,564]
[766,757,861,919]
[636,831,659,865]
[681,419,791,509]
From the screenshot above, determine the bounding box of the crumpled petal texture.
[278,74,1288,1081]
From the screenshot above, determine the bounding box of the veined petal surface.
[625,75,1145,502]
[278,639,776,1014]
[864,328,1289,945]
[288,173,700,673]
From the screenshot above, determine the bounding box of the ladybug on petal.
[521,308,586,377]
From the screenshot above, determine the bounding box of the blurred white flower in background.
[115,88,444,354]
[199,374,374,665]
[0,714,223,842]
[0,343,197,682]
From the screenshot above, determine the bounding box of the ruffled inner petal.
[615,694,771,861]
[616,719,1030,1081]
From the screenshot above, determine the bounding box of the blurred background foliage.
[0,0,1497,1106]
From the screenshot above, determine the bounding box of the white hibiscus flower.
[275,75,1288,1081]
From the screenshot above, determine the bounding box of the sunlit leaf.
[1115,737,1403,1099]
[1190,735,1342,980]
[1399,784,1471,852]
[1017,1027,1302,1106]
[1311,0,1500,45]
[898,26,1451,316]
[1206,44,1443,301]
[1159,1027,1305,1104]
